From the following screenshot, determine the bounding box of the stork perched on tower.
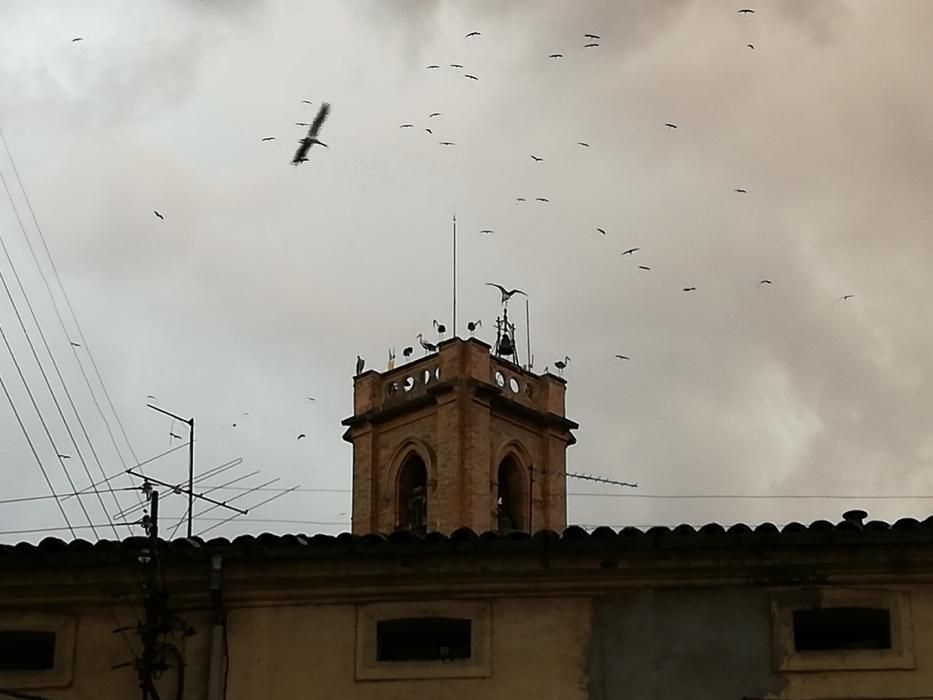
[417,333,438,355]
[553,356,571,376]
[433,319,447,341]
[467,320,482,337]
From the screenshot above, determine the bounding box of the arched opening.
[496,455,525,531]
[397,453,428,533]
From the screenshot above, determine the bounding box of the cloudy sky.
[1,0,932,542]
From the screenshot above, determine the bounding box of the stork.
[554,356,571,376]
[355,355,365,375]
[467,320,482,337]
[417,333,438,354]
[433,319,447,340]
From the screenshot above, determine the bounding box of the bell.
[498,334,515,356]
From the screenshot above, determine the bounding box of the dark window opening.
[496,456,524,531]
[0,630,56,671]
[397,454,427,533]
[793,607,892,651]
[376,617,472,662]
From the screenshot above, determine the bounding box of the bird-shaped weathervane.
[291,102,331,165]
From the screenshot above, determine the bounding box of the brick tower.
[342,337,578,534]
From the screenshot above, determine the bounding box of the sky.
[0,0,932,542]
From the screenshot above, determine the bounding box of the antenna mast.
[452,213,457,338]
[146,403,195,537]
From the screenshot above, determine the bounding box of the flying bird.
[449,63,464,68]
[170,432,184,441]
[839,294,855,301]
[69,341,81,347]
[516,197,527,202]
[153,210,164,220]
[439,141,456,146]
[530,155,543,162]
[535,197,550,202]
[577,142,590,147]
[738,8,755,13]
[295,122,309,127]
[465,31,481,38]
[683,287,697,292]
[429,112,442,118]
[548,54,563,59]
[301,100,314,104]
[399,124,414,128]
[355,355,365,375]
[261,137,276,141]
[427,65,440,69]
[292,101,330,165]
[465,74,479,80]
[621,247,640,255]
[297,433,307,440]
[664,123,678,129]
[758,279,772,285]
[584,33,600,39]
[733,188,747,193]
[614,355,630,361]
[57,453,72,459]
[597,228,607,235]
[146,395,157,400]
[425,128,433,134]
[306,396,316,402]
[71,37,83,42]
[584,43,600,48]
[747,43,755,49]
[486,283,527,304]
[480,229,493,235]
[638,265,651,271]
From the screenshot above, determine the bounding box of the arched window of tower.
[496,455,525,532]
[396,453,428,533]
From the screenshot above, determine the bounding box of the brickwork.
[342,337,577,534]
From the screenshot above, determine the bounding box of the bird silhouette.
[427,65,440,69]
[622,247,640,255]
[465,74,479,80]
[683,287,697,292]
[355,355,365,375]
[548,54,564,59]
[638,265,651,271]
[530,155,543,161]
[577,142,590,147]
[439,141,456,146]
[425,128,433,134]
[292,102,330,164]
[153,210,164,220]
[535,197,550,203]
[467,320,482,335]
[664,123,678,129]
[301,100,314,104]
[747,43,755,49]
[614,355,630,361]
[597,228,607,235]
[738,8,755,13]
[486,283,527,304]
[554,356,571,373]
[839,294,855,301]
[417,333,438,354]
[584,33,600,39]
[295,122,309,127]
[69,341,81,347]
[71,37,83,42]
[306,396,316,401]
[733,188,747,193]
[584,43,600,48]
[297,433,307,440]
[433,319,447,336]
[758,279,773,285]
[429,112,442,118]
[57,453,72,459]
[480,229,493,235]
[449,64,464,68]
[402,346,414,358]
[516,197,527,202]
[465,31,481,38]
[146,395,157,400]
[170,432,184,441]
[261,137,275,141]
[399,124,414,128]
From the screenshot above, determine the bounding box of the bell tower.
[342,337,578,534]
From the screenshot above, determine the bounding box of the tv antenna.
[146,403,196,537]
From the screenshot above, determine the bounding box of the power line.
[0,127,141,496]
[0,487,139,507]
[0,171,121,537]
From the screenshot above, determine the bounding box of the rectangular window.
[0,631,56,671]
[793,607,891,651]
[377,617,472,662]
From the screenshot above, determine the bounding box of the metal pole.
[187,417,195,538]
[452,214,457,338]
[525,298,532,370]
[527,465,534,534]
